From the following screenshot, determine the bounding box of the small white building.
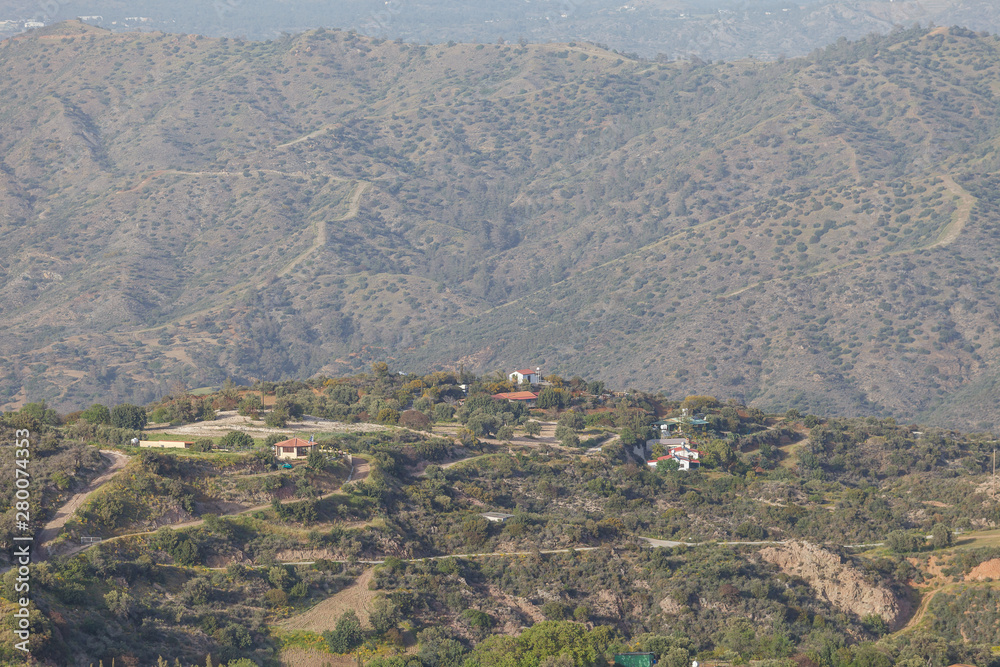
[509,367,541,385]
[273,437,317,460]
[139,440,193,449]
[647,444,701,471]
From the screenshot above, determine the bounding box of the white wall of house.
[139,440,191,449]
[509,371,539,384]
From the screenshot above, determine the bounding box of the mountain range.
[3,21,1000,428]
[4,0,1000,61]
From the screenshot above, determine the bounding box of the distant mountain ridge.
[3,22,1000,428]
[2,0,1000,61]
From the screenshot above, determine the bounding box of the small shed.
[273,437,317,460]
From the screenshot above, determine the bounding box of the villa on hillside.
[492,391,539,407]
[647,443,701,471]
[273,437,317,460]
[509,368,541,384]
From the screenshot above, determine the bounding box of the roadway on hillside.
[46,447,1000,644]
[277,180,370,277]
[42,455,368,560]
[37,450,129,557]
[723,173,976,298]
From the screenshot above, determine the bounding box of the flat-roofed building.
[139,440,193,449]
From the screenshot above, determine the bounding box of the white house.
[509,367,541,385]
[647,443,701,471]
[634,437,690,460]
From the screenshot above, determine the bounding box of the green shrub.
[110,404,147,430]
[325,610,364,653]
[219,431,254,450]
[81,403,111,425]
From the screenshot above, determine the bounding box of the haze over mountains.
[2,21,1000,428]
[2,0,1000,61]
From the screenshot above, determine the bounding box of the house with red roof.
[509,367,541,385]
[492,391,539,407]
[273,437,317,460]
[647,443,701,471]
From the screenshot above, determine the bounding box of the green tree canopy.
[81,403,111,425]
[325,609,364,653]
[110,403,148,430]
[536,388,567,410]
[219,431,254,450]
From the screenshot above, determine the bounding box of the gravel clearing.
[145,411,391,439]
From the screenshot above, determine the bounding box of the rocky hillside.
[760,541,910,631]
[3,23,1000,428]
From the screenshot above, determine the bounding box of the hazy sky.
[1,0,995,60]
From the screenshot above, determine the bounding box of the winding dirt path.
[277,180,370,277]
[117,168,351,194]
[723,173,976,298]
[897,585,946,634]
[415,454,490,477]
[38,450,129,556]
[928,174,975,248]
[47,456,369,559]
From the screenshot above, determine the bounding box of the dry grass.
[146,411,391,439]
[281,568,377,631]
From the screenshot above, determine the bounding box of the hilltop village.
[2,363,1000,666]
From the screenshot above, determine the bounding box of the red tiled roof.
[273,437,317,448]
[492,391,539,400]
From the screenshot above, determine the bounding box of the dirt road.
[52,455,370,558]
[38,450,129,556]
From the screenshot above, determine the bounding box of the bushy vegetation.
[6,26,1000,433]
[6,361,1000,666]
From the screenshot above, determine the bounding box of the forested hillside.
[3,22,1000,427]
[4,370,1000,666]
